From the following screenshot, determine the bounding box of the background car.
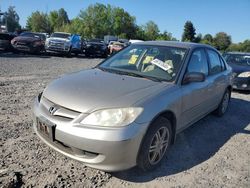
[33,41,232,172]
[104,35,118,46]
[83,39,108,57]
[45,32,81,57]
[223,52,250,91]
[109,41,125,54]
[0,33,16,52]
[11,32,46,54]
[70,34,82,56]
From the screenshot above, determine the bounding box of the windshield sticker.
[143,56,155,64]
[128,55,139,64]
[150,58,172,71]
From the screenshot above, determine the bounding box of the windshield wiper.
[97,67,166,82]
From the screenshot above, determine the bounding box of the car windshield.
[99,45,187,82]
[51,33,71,39]
[224,54,250,66]
[36,33,46,41]
[20,32,44,40]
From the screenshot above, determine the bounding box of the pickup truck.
[45,32,82,57]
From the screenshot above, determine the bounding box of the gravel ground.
[0,52,249,188]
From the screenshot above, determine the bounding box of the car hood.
[228,63,250,73]
[13,36,39,42]
[47,37,70,42]
[43,68,170,113]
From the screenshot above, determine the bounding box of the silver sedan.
[33,41,232,171]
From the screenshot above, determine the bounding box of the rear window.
[224,53,250,66]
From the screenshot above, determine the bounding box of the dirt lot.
[0,53,249,188]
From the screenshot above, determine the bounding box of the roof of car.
[134,41,214,49]
[53,32,71,35]
[224,51,250,55]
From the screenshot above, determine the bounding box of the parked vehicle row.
[0,32,133,57]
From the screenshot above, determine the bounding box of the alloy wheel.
[148,127,170,165]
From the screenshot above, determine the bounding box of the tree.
[201,34,214,45]
[48,8,69,32]
[78,3,137,38]
[57,8,70,27]
[135,25,146,40]
[194,33,202,43]
[227,40,250,52]
[156,31,176,41]
[181,21,196,42]
[79,3,113,38]
[48,10,59,32]
[214,32,232,51]
[2,6,21,32]
[26,11,50,32]
[143,21,159,40]
[61,18,84,36]
[112,7,137,39]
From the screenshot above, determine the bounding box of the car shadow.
[111,97,250,182]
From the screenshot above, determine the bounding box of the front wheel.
[66,48,72,58]
[137,117,172,171]
[214,89,231,117]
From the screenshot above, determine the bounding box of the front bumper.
[233,77,250,90]
[12,44,42,53]
[33,96,148,171]
[45,45,70,54]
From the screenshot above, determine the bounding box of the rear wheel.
[137,117,172,171]
[214,89,231,117]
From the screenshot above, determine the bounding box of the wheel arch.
[136,110,177,168]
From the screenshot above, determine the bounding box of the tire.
[13,49,19,54]
[85,52,90,58]
[102,53,107,58]
[214,89,231,117]
[137,116,172,171]
[66,48,72,58]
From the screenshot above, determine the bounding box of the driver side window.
[187,49,209,76]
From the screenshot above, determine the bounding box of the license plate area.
[37,118,56,141]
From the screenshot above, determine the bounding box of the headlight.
[80,107,143,127]
[238,72,250,78]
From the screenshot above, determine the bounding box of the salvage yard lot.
[0,53,249,188]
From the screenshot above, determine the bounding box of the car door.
[180,48,213,129]
[205,49,227,108]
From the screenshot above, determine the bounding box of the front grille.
[41,97,81,120]
[16,41,31,46]
[49,41,65,49]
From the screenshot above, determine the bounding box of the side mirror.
[182,72,205,84]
